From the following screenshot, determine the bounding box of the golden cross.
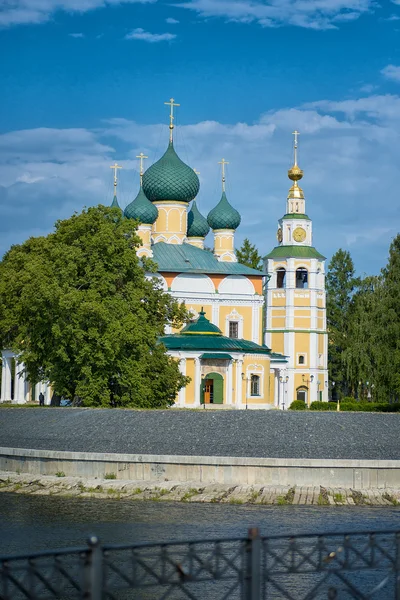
[193,168,200,176]
[292,130,300,165]
[110,162,122,192]
[136,152,148,182]
[164,97,180,141]
[218,158,229,192]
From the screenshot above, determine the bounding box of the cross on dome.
[164,97,180,141]
[218,158,229,192]
[110,162,122,195]
[136,152,148,186]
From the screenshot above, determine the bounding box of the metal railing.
[1,528,399,599]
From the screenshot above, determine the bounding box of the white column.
[1,353,12,402]
[236,358,243,408]
[14,361,26,404]
[44,383,52,405]
[194,357,201,407]
[227,360,233,406]
[274,370,279,408]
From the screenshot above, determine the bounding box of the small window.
[276,268,286,289]
[296,268,308,289]
[229,321,239,339]
[250,375,260,396]
[298,355,305,365]
[296,387,308,402]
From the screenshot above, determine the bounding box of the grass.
[276,487,296,505]
[104,473,117,480]
[181,488,200,502]
[55,471,65,478]
[334,493,344,503]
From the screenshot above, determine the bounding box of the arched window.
[296,268,308,289]
[250,375,260,396]
[298,355,305,365]
[296,386,308,403]
[276,268,286,289]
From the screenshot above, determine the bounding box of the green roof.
[264,245,325,260]
[160,310,282,356]
[142,141,200,203]
[181,310,222,335]
[201,353,232,360]
[124,186,158,224]
[207,191,241,230]
[161,333,273,354]
[281,213,310,220]
[187,200,210,237]
[152,241,263,276]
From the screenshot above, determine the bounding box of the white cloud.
[173,0,377,30]
[386,14,400,20]
[2,92,400,274]
[69,32,85,37]
[359,84,377,93]
[381,64,400,82]
[166,17,179,23]
[0,0,157,28]
[125,28,176,41]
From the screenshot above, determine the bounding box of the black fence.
[1,528,399,599]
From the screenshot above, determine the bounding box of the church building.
[0,100,328,408]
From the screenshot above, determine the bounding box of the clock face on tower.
[277,228,283,243]
[293,227,306,243]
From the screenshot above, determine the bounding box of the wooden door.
[204,380,214,404]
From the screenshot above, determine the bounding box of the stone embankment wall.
[1,447,400,490]
[0,472,399,507]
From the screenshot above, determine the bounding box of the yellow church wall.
[270,332,285,355]
[294,317,311,329]
[271,295,287,307]
[271,316,286,329]
[218,305,254,339]
[294,295,311,307]
[184,359,195,405]
[318,334,325,354]
[294,333,310,355]
[241,355,272,405]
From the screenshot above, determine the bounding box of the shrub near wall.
[289,400,308,410]
[310,401,337,411]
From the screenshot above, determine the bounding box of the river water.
[1,494,400,598]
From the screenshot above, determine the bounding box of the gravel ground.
[1,408,399,460]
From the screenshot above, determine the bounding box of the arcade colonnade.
[0,351,51,405]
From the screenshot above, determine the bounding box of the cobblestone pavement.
[1,408,399,459]
[0,472,398,506]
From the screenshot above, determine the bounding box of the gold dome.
[288,164,304,182]
[287,181,305,200]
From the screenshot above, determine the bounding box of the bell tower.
[264,132,328,408]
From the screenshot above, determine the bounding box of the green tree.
[236,238,263,270]
[326,249,359,397]
[0,206,189,408]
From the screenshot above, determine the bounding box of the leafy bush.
[341,397,357,404]
[376,403,400,412]
[289,400,307,410]
[310,401,337,411]
[339,402,400,412]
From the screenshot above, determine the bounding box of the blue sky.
[1,0,400,274]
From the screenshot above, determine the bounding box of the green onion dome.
[142,141,200,203]
[207,191,241,230]
[187,201,210,238]
[111,195,122,211]
[181,309,222,335]
[124,186,158,224]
